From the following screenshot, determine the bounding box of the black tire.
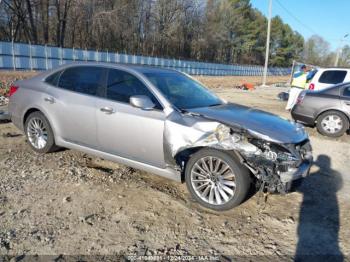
[316,110,349,137]
[185,148,251,211]
[24,111,58,153]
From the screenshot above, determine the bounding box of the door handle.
[100,107,115,114]
[345,102,350,106]
[44,97,55,103]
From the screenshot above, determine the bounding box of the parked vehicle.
[306,68,350,91]
[8,63,313,211]
[292,83,350,137]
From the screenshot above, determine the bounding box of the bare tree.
[55,0,73,46]
[0,0,305,66]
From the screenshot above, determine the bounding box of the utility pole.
[11,22,15,71]
[262,0,272,87]
[334,34,349,67]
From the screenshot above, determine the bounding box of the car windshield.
[144,72,223,109]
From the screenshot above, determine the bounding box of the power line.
[275,0,317,35]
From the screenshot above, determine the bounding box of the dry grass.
[0,71,38,95]
[196,75,290,88]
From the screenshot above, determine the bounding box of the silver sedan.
[8,63,312,211]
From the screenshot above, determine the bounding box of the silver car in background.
[292,83,350,137]
[8,63,313,211]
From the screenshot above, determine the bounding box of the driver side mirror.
[130,95,155,110]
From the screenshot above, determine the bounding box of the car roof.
[54,62,178,74]
[316,67,350,72]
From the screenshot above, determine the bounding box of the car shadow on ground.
[294,155,343,261]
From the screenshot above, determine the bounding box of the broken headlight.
[276,151,299,162]
[215,124,231,141]
[214,124,241,143]
[263,149,278,161]
[250,139,299,163]
[262,149,298,162]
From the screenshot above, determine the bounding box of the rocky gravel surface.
[0,76,349,261]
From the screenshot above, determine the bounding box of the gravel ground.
[0,75,349,261]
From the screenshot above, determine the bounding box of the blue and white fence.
[0,41,291,76]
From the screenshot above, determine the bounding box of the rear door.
[95,68,166,167]
[340,85,350,116]
[316,70,347,90]
[44,66,106,148]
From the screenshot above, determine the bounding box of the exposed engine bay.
[235,137,312,193]
[164,110,313,193]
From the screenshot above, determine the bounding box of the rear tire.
[316,110,349,137]
[24,111,58,153]
[185,149,251,211]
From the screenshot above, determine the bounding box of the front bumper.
[279,159,312,184]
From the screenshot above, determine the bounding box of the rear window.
[45,70,62,86]
[319,70,347,84]
[58,66,105,96]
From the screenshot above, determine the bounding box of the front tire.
[316,110,349,137]
[24,111,58,153]
[185,149,251,211]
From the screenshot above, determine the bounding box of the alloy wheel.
[27,117,48,149]
[190,156,236,205]
[321,115,343,134]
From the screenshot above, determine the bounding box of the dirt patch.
[0,72,349,259]
[196,75,290,89]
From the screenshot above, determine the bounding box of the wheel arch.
[175,147,248,183]
[315,108,350,123]
[174,146,204,182]
[23,108,41,126]
[22,107,58,141]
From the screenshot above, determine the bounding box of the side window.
[343,86,350,97]
[58,66,105,96]
[319,70,347,84]
[45,70,62,86]
[106,69,162,109]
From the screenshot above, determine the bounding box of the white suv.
[307,68,350,91]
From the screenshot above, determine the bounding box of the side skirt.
[57,139,182,182]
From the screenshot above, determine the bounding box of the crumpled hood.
[188,103,308,144]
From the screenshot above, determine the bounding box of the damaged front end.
[164,110,313,193]
[234,136,313,193]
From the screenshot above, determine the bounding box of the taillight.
[8,86,19,97]
[309,83,315,90]
[296,91,306,104]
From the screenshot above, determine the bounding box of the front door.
[96,68,166,168]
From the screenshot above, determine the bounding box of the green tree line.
[1,0,337,67]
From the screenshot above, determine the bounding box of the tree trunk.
[25,0,38,44]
